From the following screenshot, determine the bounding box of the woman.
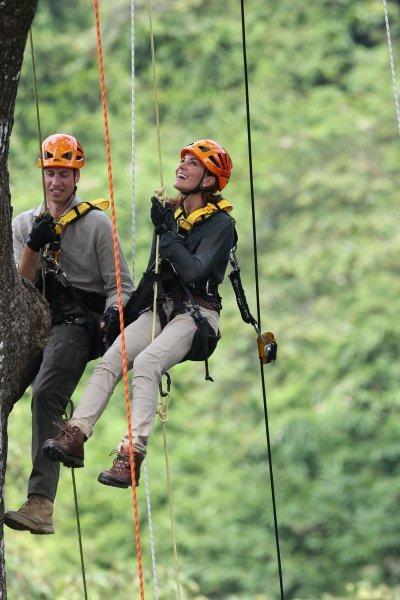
[42,139,235,488]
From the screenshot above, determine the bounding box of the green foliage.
[5,0,400,598]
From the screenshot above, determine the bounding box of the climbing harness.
[55,198,109,232]
[42,198,109,262]
[174,198,233,234]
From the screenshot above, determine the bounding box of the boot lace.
[109,449,131,473]
[52,422,79,443]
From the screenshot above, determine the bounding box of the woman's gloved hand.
[26,214,56,252]
[150,197,174,236]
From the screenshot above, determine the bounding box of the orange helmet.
[38,134,85,169]
[181,139,232,191]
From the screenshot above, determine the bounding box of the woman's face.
[173,153,215,192]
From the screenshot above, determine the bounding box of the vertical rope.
[382,0,400,135]
[239,2,285,599]
[147,0,164,187]
[93,2,145,597]
[131,1,160,596]
[29,29,47,210]
[146,1,182,596]
[65,401,88,600]
[29,28,47,294]
[71,469,88,600]
[143,460,160,600]
[131,0,136,285]
[162,421,181,600]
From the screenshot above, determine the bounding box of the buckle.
[65,316,86,326]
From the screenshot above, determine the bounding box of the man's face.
[44,167,79,205]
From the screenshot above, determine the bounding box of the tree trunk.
[0,1,51,597]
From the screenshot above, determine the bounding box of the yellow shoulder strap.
[174,198,233,233]
[55,198,109,234]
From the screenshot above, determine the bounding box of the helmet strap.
[61,170,78,205]
[182,168,208,198]
[73,169,79,194]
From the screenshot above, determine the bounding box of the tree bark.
[0,1,51,597]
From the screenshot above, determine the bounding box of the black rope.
[65,401,88,600]
[71,468,88,600]
[239,1,285,598]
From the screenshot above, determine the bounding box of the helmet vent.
[208,155,219,167]
[198,145,210,152]
[62,151,73,160]
[44,151,53,159]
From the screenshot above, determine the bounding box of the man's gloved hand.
[150,197,174,236]
[26,214,56,252]
[100,306,120,351]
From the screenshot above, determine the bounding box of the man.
[5,133,134,534]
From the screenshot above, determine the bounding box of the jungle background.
[4,0,400,598]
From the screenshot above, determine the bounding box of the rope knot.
[157,402,169,423]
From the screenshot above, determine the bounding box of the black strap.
[228,267,257,326]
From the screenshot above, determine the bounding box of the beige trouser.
[70,299,219,456]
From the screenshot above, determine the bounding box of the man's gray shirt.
[12,196,134,309]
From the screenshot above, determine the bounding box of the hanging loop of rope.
[93,1,145,597]
[240,2,285,599]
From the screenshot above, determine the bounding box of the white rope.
[143,459,159,599]
[131,2,160,597]
[382,0,400,135]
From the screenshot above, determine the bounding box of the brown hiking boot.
[4,494,54,535]
[42,423,86,468]
[97,446,144,489]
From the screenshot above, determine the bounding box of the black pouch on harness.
[184,316,221,362]
[86,314,105,361]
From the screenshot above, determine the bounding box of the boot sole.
[42,443,84,468]
[4,513,54,535]
[97,473,135,488]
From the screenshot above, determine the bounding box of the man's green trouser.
[15,322,90,502]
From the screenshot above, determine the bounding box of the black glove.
[150,197,174,236]
[26,214,56,252]
[100,306,120,351]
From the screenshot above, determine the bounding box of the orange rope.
[93,1,145,597]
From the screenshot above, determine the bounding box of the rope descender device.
[229,248,277,365]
